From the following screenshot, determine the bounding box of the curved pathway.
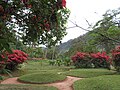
[1,76,82,90]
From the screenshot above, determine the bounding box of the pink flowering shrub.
[71,51,111,69]
[112,46,120,72]
[71,52,91,68]
[0,50,28,71]
[90,52,110,69]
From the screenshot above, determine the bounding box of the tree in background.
[90,9,120,53]
[24,47,44,58]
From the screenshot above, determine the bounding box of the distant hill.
[58,33,86,52]
[57,32,93,54]
[57,39,73,54]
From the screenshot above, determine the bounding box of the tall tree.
[0,0,70,55]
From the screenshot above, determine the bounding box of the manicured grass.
[0,84,57,90]
[64,69,116,78]
[22,60,71,71]
[73,75,120,90]
[19,60,72,75]
[18,73,66,84]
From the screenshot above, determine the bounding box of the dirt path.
[1,76,82,90]
[45,76,82,90]
[1,77,23,84]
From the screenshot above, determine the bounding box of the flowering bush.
[0,50,28,71]
[112,46,120,72]
[71,51,111,69]
[71,52,91,68]
[90,52,110,69]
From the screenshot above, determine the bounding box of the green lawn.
[64,69,116,78]
[1,60,119,90]
[17,60,72,76]
[0,84,57,90]
[18,73,66,84]
[21,60,71,71]
[74,75,120,90]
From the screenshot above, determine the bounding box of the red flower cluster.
[91,52,110,62]
[112,51,120,57]
[62,0,66,7]
[112,46,120,57]
[71,52,86,62]
[111,46,120,71]
[0,50,28,64]
[71,51,110,69]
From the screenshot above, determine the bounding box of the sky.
[62,0,120,43]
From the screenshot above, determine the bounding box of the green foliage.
[24,47,44,58]
[48,59,63,66]
[0,68,12,77]
[18,73,66,84]
[90,9,120,53]
[73,75,120,90]
[48,57,72,66]
[62,57,72,66]
[49,60,56,66]
[55,58,63,66]
[0,75,3,80]
[10,41,25,51]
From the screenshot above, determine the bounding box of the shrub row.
[71,46,120,71]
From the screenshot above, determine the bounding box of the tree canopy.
[0,0,70,54]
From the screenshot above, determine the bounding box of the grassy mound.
[65,69,116,78]
[73,75,120,90]
[0,84,57,90]
[18,73,66,84]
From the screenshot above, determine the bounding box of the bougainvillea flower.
[1,50,28,64]
[62,0,66,7]
[91,52,110,62]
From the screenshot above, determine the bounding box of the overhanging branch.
[67,20,120,43]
